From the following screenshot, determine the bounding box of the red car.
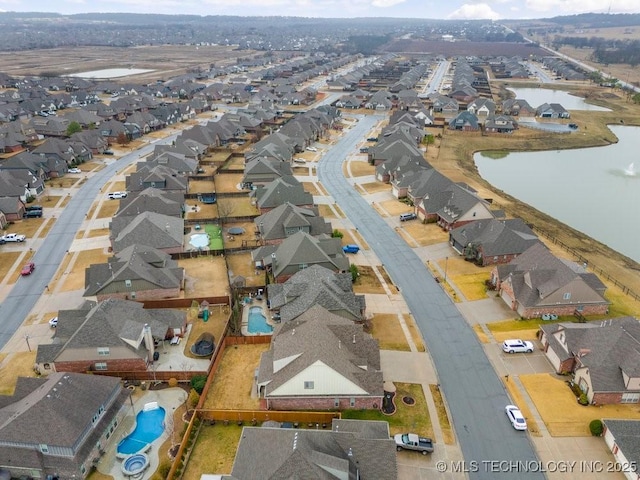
[20,262,35,276]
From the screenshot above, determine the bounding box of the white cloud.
[448,3,502,20]
[371,0,408,7]
[525,0,640,15]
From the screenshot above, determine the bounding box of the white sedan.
[505,405,527,431]
[68,168,82,174]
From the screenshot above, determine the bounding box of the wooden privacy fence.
[198,409,339,425]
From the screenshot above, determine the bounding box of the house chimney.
[143,324,155,362]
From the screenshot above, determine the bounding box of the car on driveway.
[505,405,527,430]
[107,191,127,199]
[305,146,318,152]
[502,339,534,354]
[2,233,26,242]
[68,168,82,174]
[21,262,35,276]
[48,317,58,328]
[342,244,360,254]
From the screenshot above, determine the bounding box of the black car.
[25,205,43,211]
[23,209,43,218]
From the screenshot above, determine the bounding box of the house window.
[125,279,132,287]
[95,362,107,371]
[39,444,49,454]
[621,393,640,404]
[131,292,136,299]
[97,347,110,356]
[350,397,355,407]
[304,381,314,390]
[299,264,308,270]
[563,292,572,300]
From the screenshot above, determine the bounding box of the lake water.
[65,68,154,79]
[507,87,611,111]
[474,125,640,263]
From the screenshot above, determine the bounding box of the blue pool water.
[248,306,273,334]
[117,406,166,455]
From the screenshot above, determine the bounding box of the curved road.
[318,115,545,479]
[0,138,174,348]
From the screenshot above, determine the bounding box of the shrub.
[578,393,589,405]
[331,229,343,239]
[349,264,359,283]
[188,389,200,410]
[589,419,603,436]
[168,378,178,388]
[190,374,207,394]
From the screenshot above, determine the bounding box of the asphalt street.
[318,114,546,479]
[0,138,173,348]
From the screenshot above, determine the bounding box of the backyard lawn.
[182,424,243,479]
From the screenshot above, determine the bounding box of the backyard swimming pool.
[189,233,210,249]
[248,306,273,334]
[117,403,166,455]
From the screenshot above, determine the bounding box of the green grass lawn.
[206,225,224,250]
[342,383,433,438]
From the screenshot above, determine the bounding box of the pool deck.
[240,298,275,336]
[96,387,188,480]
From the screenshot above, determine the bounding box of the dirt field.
[178,256,230,298]
[0,45,256,84]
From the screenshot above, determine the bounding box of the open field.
[0,45,256,83]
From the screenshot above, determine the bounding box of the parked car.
[20,262,35,276]
[342,244,360,254]
[502,339,534,354]
[103,150,115,155]
[107,191,127,199]
[367,137,378,142]
[68,168,82,173]
[305,146,318,152]
[23,209,43,218]
[25,205,42,211]
[394,433,434,454]
[505,405,527,431]
[48,317,58,328]
[359,147,369,153]
[400,213,417,222]
[1,233,26,242]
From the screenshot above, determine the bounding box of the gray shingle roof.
[231,423,397,480]
[450,218,540,258]
[258,305,382,398]
[602,419,640,468]
[267,264,364,323]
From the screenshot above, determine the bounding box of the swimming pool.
[248,306,273,334]
[189,233,210,249]
[117,404,166,455]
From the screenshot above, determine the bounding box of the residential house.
[252,231,349,283]
[126,164,189,194]
[417,182,493,230]
[0,196,27,221]
[485,114,517,134]
[84,244,185,301]
[255,203,332,245]
[491,243,609,319]
[448,111,480,131]
[253,175,314,213]
[467,97,496,118]
[536,102,570,119]
[267,264,366,323]
[0,373,129,480]
[256,305,383,410]
[116,187,184,218]
[502,98,536,118]
[229,419,397,480]
[538,317,640,404]
[603,419,640,478]
[110,211,184,254]
[368,137,424,167]
[242,157,293,189]
[449,218,541,266]
[32,137,76,168]
[35,298,186,374]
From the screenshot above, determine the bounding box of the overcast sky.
[1,0,638,20]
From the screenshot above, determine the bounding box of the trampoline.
[228,227,245,235]
[190,333,215,357]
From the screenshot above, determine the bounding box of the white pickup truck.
[394,433,434,454]
[2,233,26,242]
